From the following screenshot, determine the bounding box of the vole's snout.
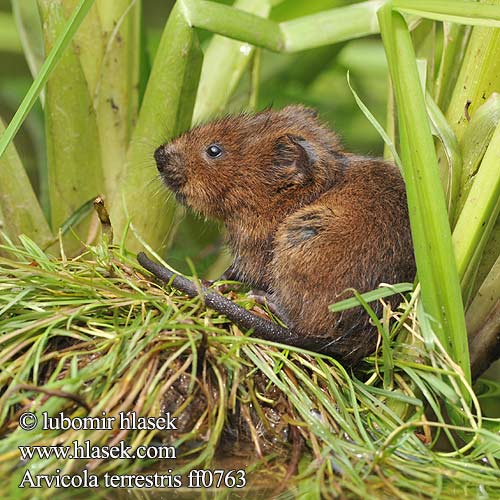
[154,145,170,173]
[154,144,187,195]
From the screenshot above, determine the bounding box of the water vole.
[143,105,415,364]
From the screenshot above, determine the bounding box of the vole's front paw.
[247,290,281,316]
[202,279,242,294]
[200,278,213,288]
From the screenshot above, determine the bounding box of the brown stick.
[137,252,351,360]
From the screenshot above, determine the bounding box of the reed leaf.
[393,0,500,27]
[443,2,500,145]
[71,2,104,97]
[0,12,22,53]
[281,0,384,52]
[10,0,45,109]
[459,93,500,304]
[457,93,500,216]
[473,214,500,300]
[0,119,52,250]
[378,5,470,381]
[466,254,500,339]
[425,91,462,219]
[113,1,202,253]
[434,23,471,111]
[182,0,284,51]
[38,0,104,252]
[457,95,500,302]
[453,122,500,296]
[0,0,96,160]
[94,0,141,201]
[193,0,271,122]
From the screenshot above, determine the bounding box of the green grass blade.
[113,2,202,252]
[281,0,384,52]
[58,198,96,236]
[378,5,470,382]
[347,72,403,170]
[329,283,413,313]
[0,0,96,160]
[0,119,53,249]
[394,0,500,27]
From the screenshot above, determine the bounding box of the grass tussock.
[0,236,499,499]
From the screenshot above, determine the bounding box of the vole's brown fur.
[154,105,416,364]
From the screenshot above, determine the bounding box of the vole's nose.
[154,145,172,173]
[154,144,187,193]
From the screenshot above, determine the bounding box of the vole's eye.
[206,144,223,158]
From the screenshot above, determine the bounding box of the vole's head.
[154,105,343,220]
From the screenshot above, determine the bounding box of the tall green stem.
[38,0,103,253]
[0,119,53,250]
[378,5,470,382]
[112,1,202,253]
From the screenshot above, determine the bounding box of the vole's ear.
[273,134,316,189]
[275,134,317,167]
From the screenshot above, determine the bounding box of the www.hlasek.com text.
[19,439,176,461]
